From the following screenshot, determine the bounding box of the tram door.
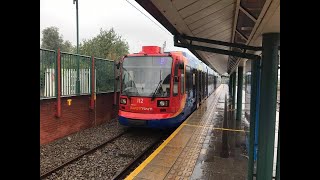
[206,70,208,97]
[192,69,196,107]
[214,76,217,90]
[199,71,202,104]
[174,60,184,103]
[195,70,200,108]
[203,72,206,99]
[179,61,185,99]
[202,72,204,101]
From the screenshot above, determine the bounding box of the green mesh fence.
[40,48,116,99]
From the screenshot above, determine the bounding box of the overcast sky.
[40,0,196,58]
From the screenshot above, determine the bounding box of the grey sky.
[40,0,196,58]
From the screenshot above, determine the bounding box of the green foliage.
[41,26,74,52]
[79,28,129,60]
[95,59,114,92]
[78,28,129,92]
[61,40,73,53]
[41,27,63,50]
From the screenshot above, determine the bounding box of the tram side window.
[173,63,179,96]
[181,74,184,94]
[180,62,185,94]
[189,69,193,90]
[186,66,191,93]
[212,75,214,85]
[211,75,213,85]
[193,73,196,86]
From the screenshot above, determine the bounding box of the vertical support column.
[236,66,244,146]
[230,72,237,150]
[247,59,259,180]
[254,59,261,161]
[228,75,232,96]
[256,33,280,180]
[90,56,95,110]
[276,126,280,180]
[55,48,61,118]
[75,0,80,95]
[245,65,248,94]
[232,72,236,109]
[76,56,80,95]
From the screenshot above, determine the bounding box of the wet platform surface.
[126,85,248,180]
[245,86,280,177]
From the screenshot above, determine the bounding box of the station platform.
[126,85,248,180]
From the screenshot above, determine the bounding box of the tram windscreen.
[121,56,172,97]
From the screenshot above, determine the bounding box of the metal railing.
[95,57,114,93]
[40,48,115,99]
[60,52,91,96]
[40,49,56,98]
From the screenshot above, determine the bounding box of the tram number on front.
[137,98,144,104]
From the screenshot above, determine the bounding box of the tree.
[41,27,64,50]
[61,40,73,53]
[78,28,129,92]
[41,26,74,52]
[79,28,129,60]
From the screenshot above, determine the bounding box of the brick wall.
[40,93,117,145]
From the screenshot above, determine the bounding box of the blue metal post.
[276,126,280,180]
[256,33,280,180]
[230,71,237,150]
[236,66,243,147]
[229,75,232,96]
[254,59,261,161]
[247,58,261,180]
[74,0,80,95]
[232,72,236,109]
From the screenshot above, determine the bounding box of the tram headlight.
[157,100,169,107]
[120,98,127,105]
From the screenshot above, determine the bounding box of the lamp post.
[73,0,80,94]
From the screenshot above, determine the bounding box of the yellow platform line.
[125,87,222,179]
[183,123,249,132]
[125,120,188,180]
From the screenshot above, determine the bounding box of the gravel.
[42,128,164,180]
[40,120,128,175]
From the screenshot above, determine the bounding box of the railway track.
[40,130,129,179]
[111,136,165,180]
[40,128,171,180]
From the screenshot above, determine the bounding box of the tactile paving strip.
[163,86,226,179]
[127,85,227,180]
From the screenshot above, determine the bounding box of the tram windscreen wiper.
[151,80,163,101]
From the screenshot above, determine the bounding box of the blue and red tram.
[118,46,221,129]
